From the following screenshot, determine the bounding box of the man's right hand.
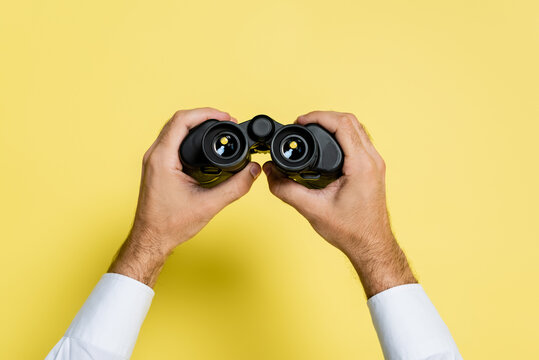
[263,111,416,298]
[109,108,261,287]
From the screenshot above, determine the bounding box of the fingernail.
[250,164,261,179]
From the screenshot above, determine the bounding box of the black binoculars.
[179,115,343,189]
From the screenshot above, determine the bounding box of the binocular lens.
[281,135,307,162]
[213,133,239,158]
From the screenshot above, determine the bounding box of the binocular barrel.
[179,115,343,189]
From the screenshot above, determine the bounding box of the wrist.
[343,232,417,298]
[108,227,172,288]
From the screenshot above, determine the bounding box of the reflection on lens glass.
[282,136,305,161]
[213,133,238,158]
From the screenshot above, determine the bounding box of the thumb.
[263,162,315,213]
[207,162,261,209]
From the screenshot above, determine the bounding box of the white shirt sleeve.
[46,273,154,360]
[368,284,462,360]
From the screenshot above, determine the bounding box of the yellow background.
[1,0,538,358]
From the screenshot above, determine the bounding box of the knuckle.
[169,111,185,124]
[234,181,248,197]
[378,158,386,172]
[274,185,292,203]
[145,157,158,170]
[362,157,377,174]
[339,113,356,128]
[226,181,246,201]
[142,151,151,165]
[338,114,349,122]
[201,201,220,216]
[268,181,282,197]
[343,112,358,121]
[145,151,164,169]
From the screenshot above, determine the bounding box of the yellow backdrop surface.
[1,1,538,359]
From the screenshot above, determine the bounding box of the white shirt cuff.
[63,273,154,358]
[367,284,462,360]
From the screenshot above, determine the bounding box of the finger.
[157,107,232,154]
[205,162,262,211]
[355,121,372,146]
[349,120,387,170]
[263,162,316,213]
[352,120,374,150]
[295,111,364,159]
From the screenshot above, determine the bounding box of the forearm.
[343,232,417,298]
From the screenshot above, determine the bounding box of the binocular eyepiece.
[179,115,343,189]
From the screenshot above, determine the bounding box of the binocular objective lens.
[281,136,306,162]
[213,133,239,158]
